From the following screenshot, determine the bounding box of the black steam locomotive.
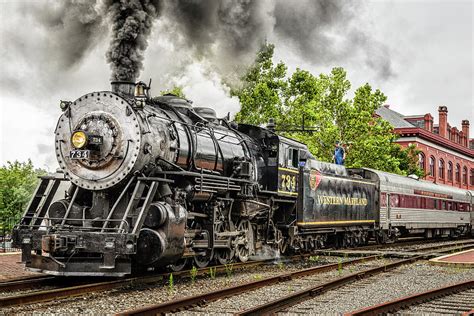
[13,81,472,276]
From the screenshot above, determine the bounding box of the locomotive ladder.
[20,175,64,228]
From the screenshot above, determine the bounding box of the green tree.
[391,144,425,178]
[160,86,186,98]
[232,43,287,125]
[0,160,45,232]
[233,44,423,176]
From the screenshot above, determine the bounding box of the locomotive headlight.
[71,131,87,149]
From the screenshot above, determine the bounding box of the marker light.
[71,131,87,149]
[59,100,71,111]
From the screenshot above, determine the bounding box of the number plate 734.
[70,150,90,159]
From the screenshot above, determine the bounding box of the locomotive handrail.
[155,170,255,183]
[155,156,186,171]
[208,125,226,174]
[38,174,69,181]
[16,216,130,233]
[131,181,159,235]
[136,176,175,183]
[59,186,79,227]
[119,180,146,233]
[101,176,136,232]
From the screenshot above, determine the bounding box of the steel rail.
[356,237,474,252]
[0,276,56,292]
[116,256,378,316]
[318,240,474,258]
[0,255,306,308]
[345,279,474,315]
[355,237,426,250]
[410,240,474,253]
[0,279,136,308]
[425,243,474,257]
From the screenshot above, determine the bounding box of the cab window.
[279,144,288,167]
[288,148,299,168]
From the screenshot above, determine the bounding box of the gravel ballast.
[279,262,474,315]
[0,256,345,315]
[178,258,391,315]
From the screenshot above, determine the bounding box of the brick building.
[376,105,474,190]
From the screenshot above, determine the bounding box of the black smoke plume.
[160,0,393,80]
[17,0,394,85]
[104,0,162,81]
[163,1,268,59]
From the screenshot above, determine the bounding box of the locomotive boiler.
[13,81,264,275]
[12,81,472,276]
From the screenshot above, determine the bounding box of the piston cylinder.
[48,199,83,226]
[144,202,169,228]
[136,203,186,266]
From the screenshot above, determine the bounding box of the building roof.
[375,106,415,128]
[404,115,425,119]
[395,127,474,158]
[375,105,474,158]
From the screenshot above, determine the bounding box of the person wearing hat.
[333,141,346,165]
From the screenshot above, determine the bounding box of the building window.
[462,166,468,184]
[455,164,460,182]
[429,156,435,178]
[447,162,453,181]
[438,159,445,179]
[470,169,474,186]
[418,153,425,171]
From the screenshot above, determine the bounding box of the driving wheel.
[236,219,254,262]
[215,222,235,265]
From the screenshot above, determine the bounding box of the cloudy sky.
[0,0,472,171]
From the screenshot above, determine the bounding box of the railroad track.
[389,238,473,251]
[0,274,113,293]
[347,280,474,315]
[116,255,380,316]
[355,236,427,250]
[0,275,56,292]
[2,240,471,312]
[2,238,465,294]
[116,241,474,315]
[404,239,474,254]
[318,239,474,258]
[0,254,309,308]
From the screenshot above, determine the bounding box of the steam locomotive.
[13,81,473,276]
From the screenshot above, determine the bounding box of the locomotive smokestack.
[105,1,161,82]
[111,81,135,98]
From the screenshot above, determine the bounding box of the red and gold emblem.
[309,169,322,191]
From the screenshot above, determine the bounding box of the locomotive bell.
[134,81,148,98]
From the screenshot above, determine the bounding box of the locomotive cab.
[276,139,307,197]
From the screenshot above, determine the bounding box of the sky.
[0,0,473,171]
